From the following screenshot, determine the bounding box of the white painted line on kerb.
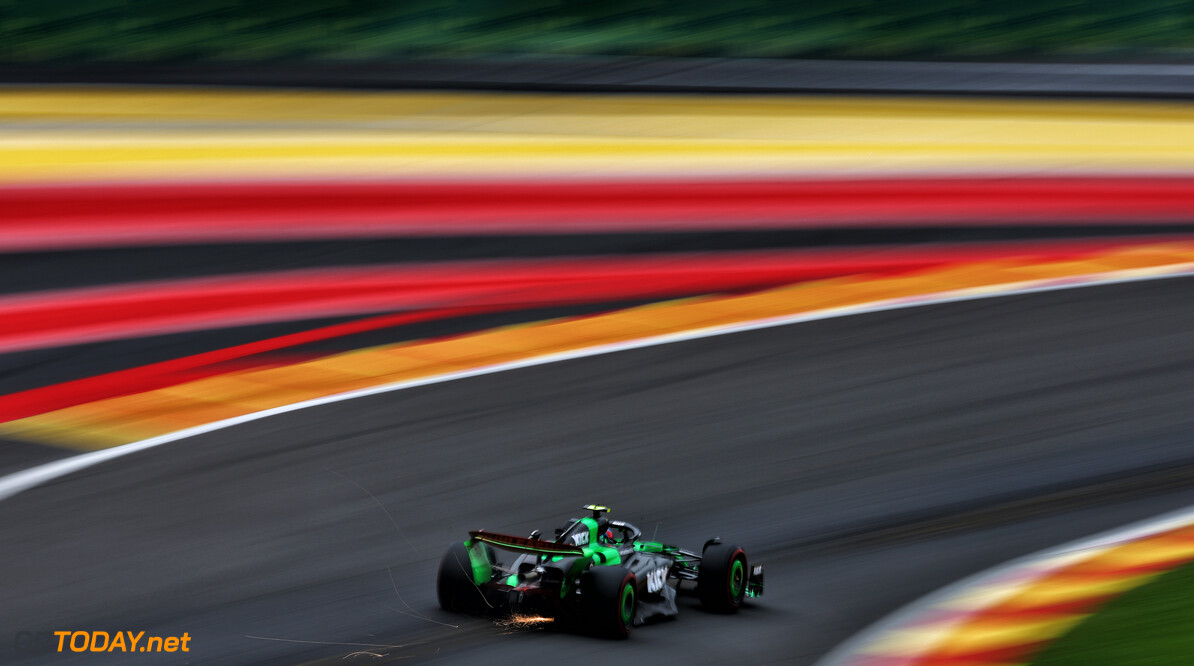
[1,265,1193,505]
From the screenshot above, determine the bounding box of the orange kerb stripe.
[4,242,1194,451]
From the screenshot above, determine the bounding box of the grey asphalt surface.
[3,278,1194,665]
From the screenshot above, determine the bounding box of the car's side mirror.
[529,529,541,540]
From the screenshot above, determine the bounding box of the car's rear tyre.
[437,541,490,614]
[698,542,747,613]
[579,566,636,639]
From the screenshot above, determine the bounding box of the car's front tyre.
[698,542,748,613]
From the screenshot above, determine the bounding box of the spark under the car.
[498,614,555,629]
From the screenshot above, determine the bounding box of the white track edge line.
[2,265,1193,507]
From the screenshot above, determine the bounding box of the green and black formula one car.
[437,505,763,638]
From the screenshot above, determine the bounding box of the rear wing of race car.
[468,529,585,556]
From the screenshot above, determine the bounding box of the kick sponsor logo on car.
[646,567,668,593]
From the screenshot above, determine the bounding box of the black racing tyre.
[579,566,636,639]
[698,542,748,613]
[437,541,490,614]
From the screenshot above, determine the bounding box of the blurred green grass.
[1031,560,1194,666]
[4,1,1194,63]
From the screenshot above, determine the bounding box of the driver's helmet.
[596,518,616,545]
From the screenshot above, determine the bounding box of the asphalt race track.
[4,278,1194,665]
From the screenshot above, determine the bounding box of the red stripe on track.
[0,242,1139,356]
[0,305,511,423]
[0,238,1156,422]
[5,177,1194,250]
